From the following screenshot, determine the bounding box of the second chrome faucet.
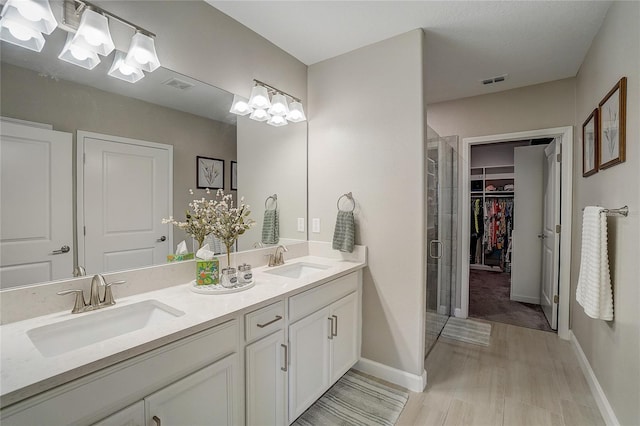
[58,274,126,314]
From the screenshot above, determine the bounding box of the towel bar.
[337,192,356,212]
[582,205,628,217]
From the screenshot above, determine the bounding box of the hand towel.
[576,206,614,320]
[261,209,279,245]
[332,210,355,253]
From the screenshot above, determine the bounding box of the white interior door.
[511,145,546,304]
[0,122,73,288]
[541,140,560,329]
[78,131,172,275]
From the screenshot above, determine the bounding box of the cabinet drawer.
[289,273,358,323]
[245,301,285,343]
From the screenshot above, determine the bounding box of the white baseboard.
[454,308,464,318]
[569,331,620,426]
[510,294,540,304]
[355,358,426,392]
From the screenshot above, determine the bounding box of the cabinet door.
[330,292,359,383]
[92,401,145,426]
[246,331,287,426]
[288,307,331,422]
[145,354,239,426]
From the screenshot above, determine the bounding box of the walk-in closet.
[468,139,555,332]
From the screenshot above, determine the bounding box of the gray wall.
[572,2,640,424]
[0,62,236,250]
[308,30,427,378]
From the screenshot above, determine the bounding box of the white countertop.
[0,256,365,407]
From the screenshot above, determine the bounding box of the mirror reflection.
[0,29,307,289]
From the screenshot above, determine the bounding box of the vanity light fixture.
[229,95,253,116]
[71,7,114,56]
[0,0,57,52]
[108,51,144,83]
[233,79,306,126]
[249,108,271,122]
[58,32,100,69]
[124,31,160,73]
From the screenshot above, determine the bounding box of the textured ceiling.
[207,1,611,103]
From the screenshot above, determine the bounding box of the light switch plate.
[312,218,320,233]
[297,218,305,232]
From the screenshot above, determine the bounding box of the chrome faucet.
[268,245,288,267]
[57,274,126,314]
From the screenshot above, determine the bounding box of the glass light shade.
[58,33,100,70]
[108,51,144,83]
[268,93,289,116]
[286,101,307,122]
[0,16,45,51]
[249,108,270,122]
[71,8,114,56]
[229,95,253,116]
[124,32,160,72]
[267,115,288,127]
[1,0,57,34]
[248,85,271,109]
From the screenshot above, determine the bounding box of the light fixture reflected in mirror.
[249,108,270,122]
[108,51,144,83]
[233,80,306,127]
[229,95,253,116]
[0,17,45,51]
[267,115,288,127]
[125,31,160,72]
[58,32,100,69]
[72,8,114,56]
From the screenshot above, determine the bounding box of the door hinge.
[83,226,86,236]
[554,295,559,304]
[556,153,562,163]
[83,153,86,164]
[555,224,561,233]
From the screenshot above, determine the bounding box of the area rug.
[469,269,554,332]
[440,317,492,346]
[292,370,409,426]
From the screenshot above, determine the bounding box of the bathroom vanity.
[0,248,366,426]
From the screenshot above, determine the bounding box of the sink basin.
[264,262,330,279]
[27,300,185,357]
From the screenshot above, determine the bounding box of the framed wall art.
[598,77,626,169]
[582,108,598,177]
[231,161,238,190]
[196,156,224,189]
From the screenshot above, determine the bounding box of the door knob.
[51,245,70,254]
[537,234,547,239]
[157,236,166,242]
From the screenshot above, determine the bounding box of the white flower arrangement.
[163,189,255,267]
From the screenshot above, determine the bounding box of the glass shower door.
[425,135,458,356]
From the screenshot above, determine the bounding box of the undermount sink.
[264,262,330,279]
[27,300,185,358]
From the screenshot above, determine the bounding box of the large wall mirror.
[0,29,307,289]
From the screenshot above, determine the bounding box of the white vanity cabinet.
[244,301,287,426]
[287,272,361,423]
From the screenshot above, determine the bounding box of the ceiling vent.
[481,74,508,85]
[163,78,194,91]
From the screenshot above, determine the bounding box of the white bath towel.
[576,206,614,320]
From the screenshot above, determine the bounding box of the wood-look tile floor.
[397,321,605,426]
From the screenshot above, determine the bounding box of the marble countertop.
[0,255,365,407]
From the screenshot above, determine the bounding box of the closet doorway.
[460,127,573,339]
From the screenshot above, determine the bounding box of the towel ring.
[337,192,356,212]
[265,194,278,210]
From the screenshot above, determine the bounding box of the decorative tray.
[189,280,255,295]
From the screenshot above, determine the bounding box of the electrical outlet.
[297,218,305,232]
[312,218,320,233]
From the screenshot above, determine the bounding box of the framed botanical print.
[582,108,598,177]
[196,156,224,189]
[598,77,626,169]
